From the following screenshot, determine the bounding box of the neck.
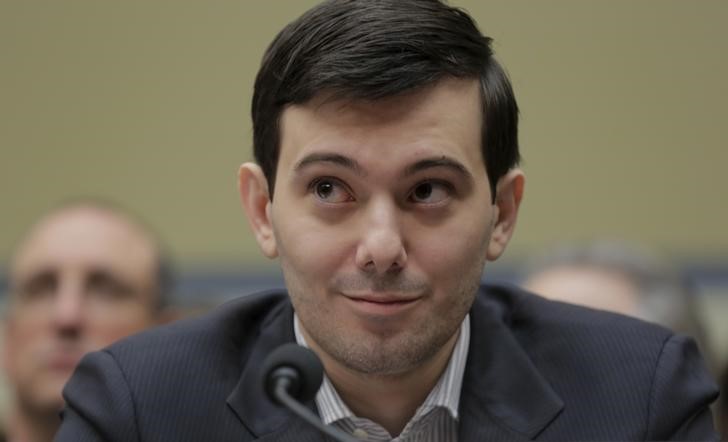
[316,331,459,437]
[7,405,61,442]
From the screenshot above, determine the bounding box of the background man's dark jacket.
[55,284,718,441]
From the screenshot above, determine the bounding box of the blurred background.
[1,0,726,386]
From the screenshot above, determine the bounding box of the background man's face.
[3,208,158,413]
[523,265,640,317]
[267,78,507,376]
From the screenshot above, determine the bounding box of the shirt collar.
[294,313,470,425]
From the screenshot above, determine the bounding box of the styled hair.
[252,0,520,200]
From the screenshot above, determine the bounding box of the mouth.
[46,351,83,372]
[343,293,422,317]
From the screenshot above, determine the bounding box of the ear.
[486,169,525,261]
[238,163,278,258]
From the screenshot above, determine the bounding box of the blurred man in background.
[1,201,171,442]
[521,240,716,374]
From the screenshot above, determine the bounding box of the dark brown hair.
[252,0,520,201]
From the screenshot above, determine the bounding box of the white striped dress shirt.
[294,314,470,441]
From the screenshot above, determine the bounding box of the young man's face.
[240,77,523,376]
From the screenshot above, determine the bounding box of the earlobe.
[238,163,278,258]
[486,169,525,261]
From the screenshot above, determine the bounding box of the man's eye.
[311,178,353,203]
[87,272,133,300]
[16,271,56,302]
[409,181,451,204]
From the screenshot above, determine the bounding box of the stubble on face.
[279,232,487,378]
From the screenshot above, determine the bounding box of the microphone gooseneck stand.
[263,344,360,442]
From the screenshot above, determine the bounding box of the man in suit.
[56,1,719,441]
[2,201,171,442]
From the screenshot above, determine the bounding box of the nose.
[52,280,85,335]
[354,200,407,275]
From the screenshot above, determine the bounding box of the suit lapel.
[224,295,326,441]
[458,286,564,441]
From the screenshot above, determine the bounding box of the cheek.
[412,214,491,279]
[274,215,353,283]
[3,319,46,377]
[83,304,154,344]
[5,309,51,345]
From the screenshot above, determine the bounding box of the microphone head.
[262,343,324,403]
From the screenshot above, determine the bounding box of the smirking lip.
[345,295,421,317]
[350,294,418,303]
[47,352,82,371]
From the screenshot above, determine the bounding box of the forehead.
[277,77,485,174]
[11,208,157,284]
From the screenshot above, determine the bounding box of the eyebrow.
[293,152,473,182]
[404,157,474,182]
[294,152,366,177]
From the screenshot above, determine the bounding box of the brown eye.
[413,183,433,200]
[410,181,451,204]
[311,178,353,203]
[315,181,335,199]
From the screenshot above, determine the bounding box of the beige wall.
[1,0,727,269]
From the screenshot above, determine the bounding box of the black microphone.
[262,343,359,442]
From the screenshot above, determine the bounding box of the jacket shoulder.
[474,283,718,440]
[59,290,292,441]
[105,290,291,370]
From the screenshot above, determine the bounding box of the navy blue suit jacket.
[56,284,718,441]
